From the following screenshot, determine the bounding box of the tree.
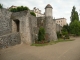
[69,6,80,36]
[70,6,79,22]
[38,27,45,41]
[69,20,80,36]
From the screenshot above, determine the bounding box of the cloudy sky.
[0,0,80,24]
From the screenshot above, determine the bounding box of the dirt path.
[0,37,80,60]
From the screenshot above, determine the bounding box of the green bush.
[30,12,36,16]
[0,3,3,8]
[61,30,69,39]
[10,6,29,12]
[10,8,17,12]
[69,20,80,36]
[38,27,45,41]
[57,32,62,39]
[61,25,70,39]
[65,34,69,39]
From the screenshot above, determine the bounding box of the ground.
[0,37,80,60]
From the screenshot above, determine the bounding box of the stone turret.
[45,4,53,17]
[44,4,57,41]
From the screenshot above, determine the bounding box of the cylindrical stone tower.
[45,4,57,41]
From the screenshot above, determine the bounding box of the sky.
[0,0,80,24]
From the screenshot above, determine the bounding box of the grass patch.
[31,43,48,46]
[31,39,74,46]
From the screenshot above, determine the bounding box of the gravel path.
[0,37,80,60]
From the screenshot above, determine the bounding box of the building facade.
[33,7,45,17]
[55,18,67,27]
[8,5,17,9]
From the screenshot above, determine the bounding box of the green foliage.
[30,12,36,16]
[63,24,70,33]
[61,24,70,39]
[57,32,62,39]
[62,30,69,39]
[69,6,80,36]
[38,27,45,41]
[10,6,29,12]
[69,20,80,36]
[0,3,3,8]
[57,24,70,39]
[62,30,68,35]
[70,6,79,22]
[10,8,17,12]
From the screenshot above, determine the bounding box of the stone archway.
[12,19,20,32]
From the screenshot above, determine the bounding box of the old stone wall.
[0,9,12,36]
[0,32,21,49]
[29,15,37,43]
[11,11,37,44]
[37,17,45,28]
[0,7,59,47]
[45,17,57,41]
[11,11,29,44]
[56,24,62,32]
[37,17,45,40]
[0,9,21,49]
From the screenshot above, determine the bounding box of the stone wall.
[37,17,45,28]
[0,9,12,36]
[56,24,62,32]
[45,17,57,41]
[11,11,37,44]
[0,7,59,47]
[0,9,21,49]
[11,11,29,44]
[0,32,21,49]
[29,15,37,43]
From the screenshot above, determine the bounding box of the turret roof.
[45,4,52,8]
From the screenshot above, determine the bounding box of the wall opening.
[14,20,19,32]
[12,19,20,32]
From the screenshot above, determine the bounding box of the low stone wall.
[0,32,21,49]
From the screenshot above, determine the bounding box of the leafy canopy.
[70,6,79,22]
[10,6,30,12]
[69,20,80,36]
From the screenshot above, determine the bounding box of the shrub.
[57,32,62,39]
[38,27,45,41]
[10,6,29,12]
[65,34,69,39]
[61,25,70,39]
[30,12,36,16]
[10,8,18,12]
[61,30,69,39]
[0,3,3,8]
